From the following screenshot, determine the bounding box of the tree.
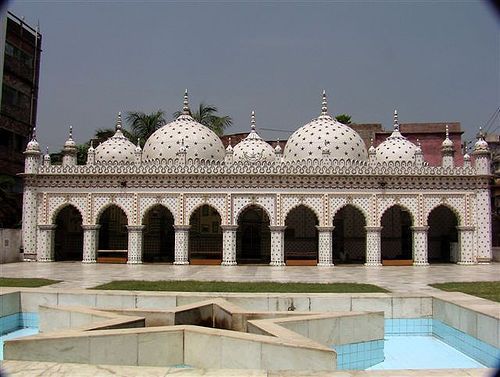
[173,103,232,136]
[125,110,166,146]
[335,114,352,124]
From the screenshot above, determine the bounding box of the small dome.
[95,113,136,164]
[142,91,225,163]
[26,132,40,153]
[376,110,416,162]
[442,125,453,148]
[473,129,489,153]
[64,126,77,149]
[233,111,275,163]
[283,91,367,162]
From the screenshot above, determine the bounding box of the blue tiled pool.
[0,312,39,360]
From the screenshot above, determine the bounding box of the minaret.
[182,89,191,116]
[24,127,41,174]
[414,139,424,167]
[319,89,330,118]
[274,138,282,162]
[177,138,187,165]
[135,138,142,165]
[86,140,95,165]
[225,137,234,165]
[62,126,77,166]
[441,125,455,168]
[43,147,51,166]
[463,149,471,169]
[473,127,490,175]
[368,138,377,166]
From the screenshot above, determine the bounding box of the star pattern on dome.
[95,112,136,164]
[233,111,275,163]
[376,110,417,163]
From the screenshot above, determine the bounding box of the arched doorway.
[332,205,367,264]
[284,205,318,264]
[237,205,270,264]
[54,205,83,261]
[98,205,128,262]
[142,205,175,263]
[427,206,459,263]
[381,205,413,263]
[189,205,223,263]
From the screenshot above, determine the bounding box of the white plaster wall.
[0,229,22,263]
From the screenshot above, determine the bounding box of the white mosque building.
[21,91,492,266]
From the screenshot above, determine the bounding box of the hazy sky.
[6,0,500,152]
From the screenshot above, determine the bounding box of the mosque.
[21,91,492,266]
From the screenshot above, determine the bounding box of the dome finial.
[116,112,122,131]
[445,124,449,139]
[321,90,328,116]
[251,110,256,131]
[393,110,399,132]
[31,127,37,141]
[69,125,73,140]
[183,89,190,115]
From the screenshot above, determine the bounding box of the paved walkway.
[1,262,498,292]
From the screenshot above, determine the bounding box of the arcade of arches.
[46,203,465,266]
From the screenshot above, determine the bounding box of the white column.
[411,226,429,266]
[269,226,286,266]
[317,226,334,267]
[174,225,190,265]
[221,225,237,266]
[127,225,144,264]
[21,186,38,260]
[365,226,382,266]
[457,226,476,265]
[475,189,492,263]
[82,225,99,263]
[37,224,56,262]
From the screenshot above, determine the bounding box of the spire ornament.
[321,90,328,116]
[116,112,122,131]
[251,110,256,131]
[393,110,399,132]
[183,89,190,115]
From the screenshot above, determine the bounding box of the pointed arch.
[141,201,177,225]
[236,205,271,264]
[425,203,463,226]
[284,205,319,263]
[95,202,130,226]
[51,203,84,225]
[97,205,128,253]
[142,204,175,263]
[380,205,413,261]
[189,204,222,263]
[53,204,83,261]
[427,205,459,263]
[283,203,320,227]
[332,204,367,264]
[236,203,272,226]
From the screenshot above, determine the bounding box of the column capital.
[456,225,475,231]
[410,226,429,231]
[221,225,238,231]
[38,224,57,231]
[174,224,191,231]
[82,224,101,231]
[269,226,286,232]
[365,226,382,232]
[126,225,145,231]
[316,226,334,232]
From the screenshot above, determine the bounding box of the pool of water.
[0,327,39,360]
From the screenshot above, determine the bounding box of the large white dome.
[95,113,136,164]
[233,111,275,163]
[283,91,367,162]
[142,92,225,163]
[376,111,417,163]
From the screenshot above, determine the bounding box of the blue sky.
[7,0,500,152]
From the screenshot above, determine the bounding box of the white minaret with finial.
[24,127,41,174]
[441,125,455,168]
[274,138,282,162]
[182,89,190,116]
[62,125,77,166]
[320,90,329,118]
[225,137,234,165]
[473,127,490,175]
[368,138,377,166]
[463,147,471,168]
[43,147,51,166]
[177,138,187,165]
[86,140,95,165]
[135,138,142,165]
[414,139,424,167]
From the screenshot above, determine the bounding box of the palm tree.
[335,114,352,124]
[173,103,232,136]
[125,110,166,146]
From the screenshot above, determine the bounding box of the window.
[5,42,34,68]
[2,85,30,108]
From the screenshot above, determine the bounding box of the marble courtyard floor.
[0,262,499,292]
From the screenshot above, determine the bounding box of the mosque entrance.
[189,205,223,264]
[381,206,413,264]
[332,205,367,264]
[236,206,270,264]
[427,205,459,263]
[142,205,175,263]
[284,206,318,265]
[54,205,83,261]
[97,205,128,263]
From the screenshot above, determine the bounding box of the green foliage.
[430,281,500,302]
[335,114,352,124]
[92,280,387,293]
[126,110,166,145]
[0,278,60,287]
[173,103,232,136]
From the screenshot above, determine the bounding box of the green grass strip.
[0,277,60,287]
[430,281,500,303]
[92,280,387,293]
